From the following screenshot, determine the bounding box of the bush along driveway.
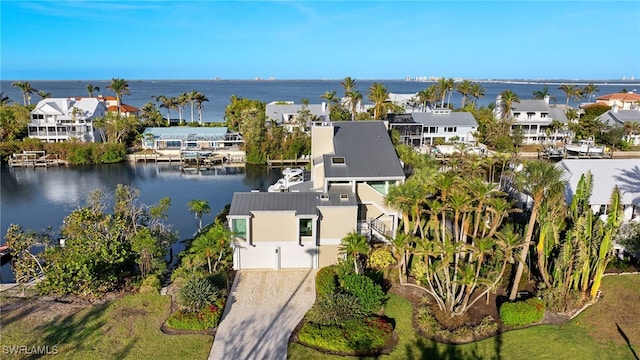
[209,269,316,360]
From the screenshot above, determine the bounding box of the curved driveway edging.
[209,269,316,360]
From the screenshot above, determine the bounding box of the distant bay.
[2,79,638,123]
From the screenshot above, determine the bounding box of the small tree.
[338,232,369,274]
[188,199,211,233]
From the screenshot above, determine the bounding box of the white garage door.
[235,246,277,270]
[279,245,316,269]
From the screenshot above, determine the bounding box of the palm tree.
[158,95,178,126]
[558,84,575,109]
[188,199,212,233]
[532,85,556,104]
[86,83,100,98]
[176,93,189,124]
[106,78,130,117]
[572,87,584,108]
[368,82,390,120]
[12,81,37,106]
[345,90,362,120]
[456,80,473,108]
[189,222,232,273]
[508,160,565,301]
[340,76,356,94]
[0,92,12,105]
[36,90,51,100]
[582,83,599,104]
[469,83,486,109]
[320,90,338,114]
[338,232,369,273]
[499,90,520,119]
[186,90,199,123]
[195,92,209,125]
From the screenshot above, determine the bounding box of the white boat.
[564,140,605,155]
[267,168,304,192]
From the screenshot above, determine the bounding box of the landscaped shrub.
[340,273,386,315]
[367,247,395,269]
[297,316,393,354]
[315,265,339,300]
[166,299,225,331]
[178,276,220,312]
[417,306,499,342]
[499,298,545,327]
[305,292,364,326]
[139,274,162,294]
[206,271,228,290]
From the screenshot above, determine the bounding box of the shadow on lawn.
[617,323,639,360]
[405,330,503,360]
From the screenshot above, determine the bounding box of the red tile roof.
[596,93,640,102]
[107,104,140,112]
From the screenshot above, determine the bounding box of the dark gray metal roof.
[548,107,569,123]
[324,121,405,180]
[598,110,640,126]
[410,111,478,126]
[228,191,356,216]
[511,99,551,112]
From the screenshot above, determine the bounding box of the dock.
[8,151,65,168]
[267,155,311,167]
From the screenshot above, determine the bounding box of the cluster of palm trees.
[557,83,599,108]
[153,90,209,125]
[319,77,392,120]
[415,78,486,111]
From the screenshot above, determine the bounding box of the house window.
[299,218,313,237]
[444,127,457,133]
[166,141,181,149]
[428,127,437,133]
[232,218,247,239]
[541,113,548,118]
[513,112,521,118]
[527,112,535,120]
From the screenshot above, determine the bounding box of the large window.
[232,218,247,239]
[299,218,313,237]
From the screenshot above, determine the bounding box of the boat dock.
[267,155,311,167]
[8,151,65,168]
[128,150,246,170]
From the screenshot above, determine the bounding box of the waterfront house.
[387,109,478,147]
[265,101,330,130]
[141,127,243,155]
[493,95,570,144]
[595,92,640,111]
[28,97,106,143]
[96,95,140,117]
[596,105,640,145]
[227,121,405,270]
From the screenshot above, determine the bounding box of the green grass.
[289,275,640,360]
[0,293,212,359]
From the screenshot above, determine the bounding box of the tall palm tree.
[558,84,576,109]
[499,90,520,119]
[176,93,189,123]
[508,160,565,301]
[320,90,338,114]
[36,90,51,100]
[195,92,209,125]
[368,82,390,120]
[340,76,356,94]
[186,90,199,123]
[0,92,12,105]
[106,78,130,117]
[456,80,473,108]
[345,90,362,120]
[582,83,599,104]
[11,81,37,106]
[158,95,178,126]
[188,199,211,233]
[86,83,100,98]
[470,83,486,109]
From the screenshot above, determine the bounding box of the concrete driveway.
[209,269,316,360]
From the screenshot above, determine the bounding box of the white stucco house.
[28,98,106,143]
[493,95,570,144]
[388,108,478,147]
[265,101,330,130]
[595,92,640,111]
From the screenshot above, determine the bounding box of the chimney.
[543,95,550,105]
[322,102,327,113]
[612,103,618,113]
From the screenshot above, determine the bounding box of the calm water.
[0,163,282,282]
[2,79,638,122]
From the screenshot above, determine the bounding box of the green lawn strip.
[0,293,212,360]
[289,276,636,360]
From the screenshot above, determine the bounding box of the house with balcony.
[597,105,640,145]
[28,98,106,143]
[265,101,330,131]
[493,95,570,144]
[227,121,405,270]
[141,127,243,156]
[96,95,140,117]
[387,109,478,147]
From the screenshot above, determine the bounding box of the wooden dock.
[8,151,64,168]
[267,155,311,167]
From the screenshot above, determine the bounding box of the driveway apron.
[209,269,316,360]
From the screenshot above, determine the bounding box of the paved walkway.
[209,269,316,360]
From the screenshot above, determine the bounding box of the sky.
[1,0,639,81]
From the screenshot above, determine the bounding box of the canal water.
[0,162,283,282]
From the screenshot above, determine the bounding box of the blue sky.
[1,1,639,80]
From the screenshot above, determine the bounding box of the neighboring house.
[227,121,405,270]
[557,159,640,257]
[141,127,243,154]
[387,109,478,147]
[595,92,640,110]
[493,95,570,144]
[265,101,330,130]
[597,105,640,145]
[94,95,140,117]
[28,98,106,143]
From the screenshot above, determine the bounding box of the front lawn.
[289,274,640,360]
[0,292,212,359]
